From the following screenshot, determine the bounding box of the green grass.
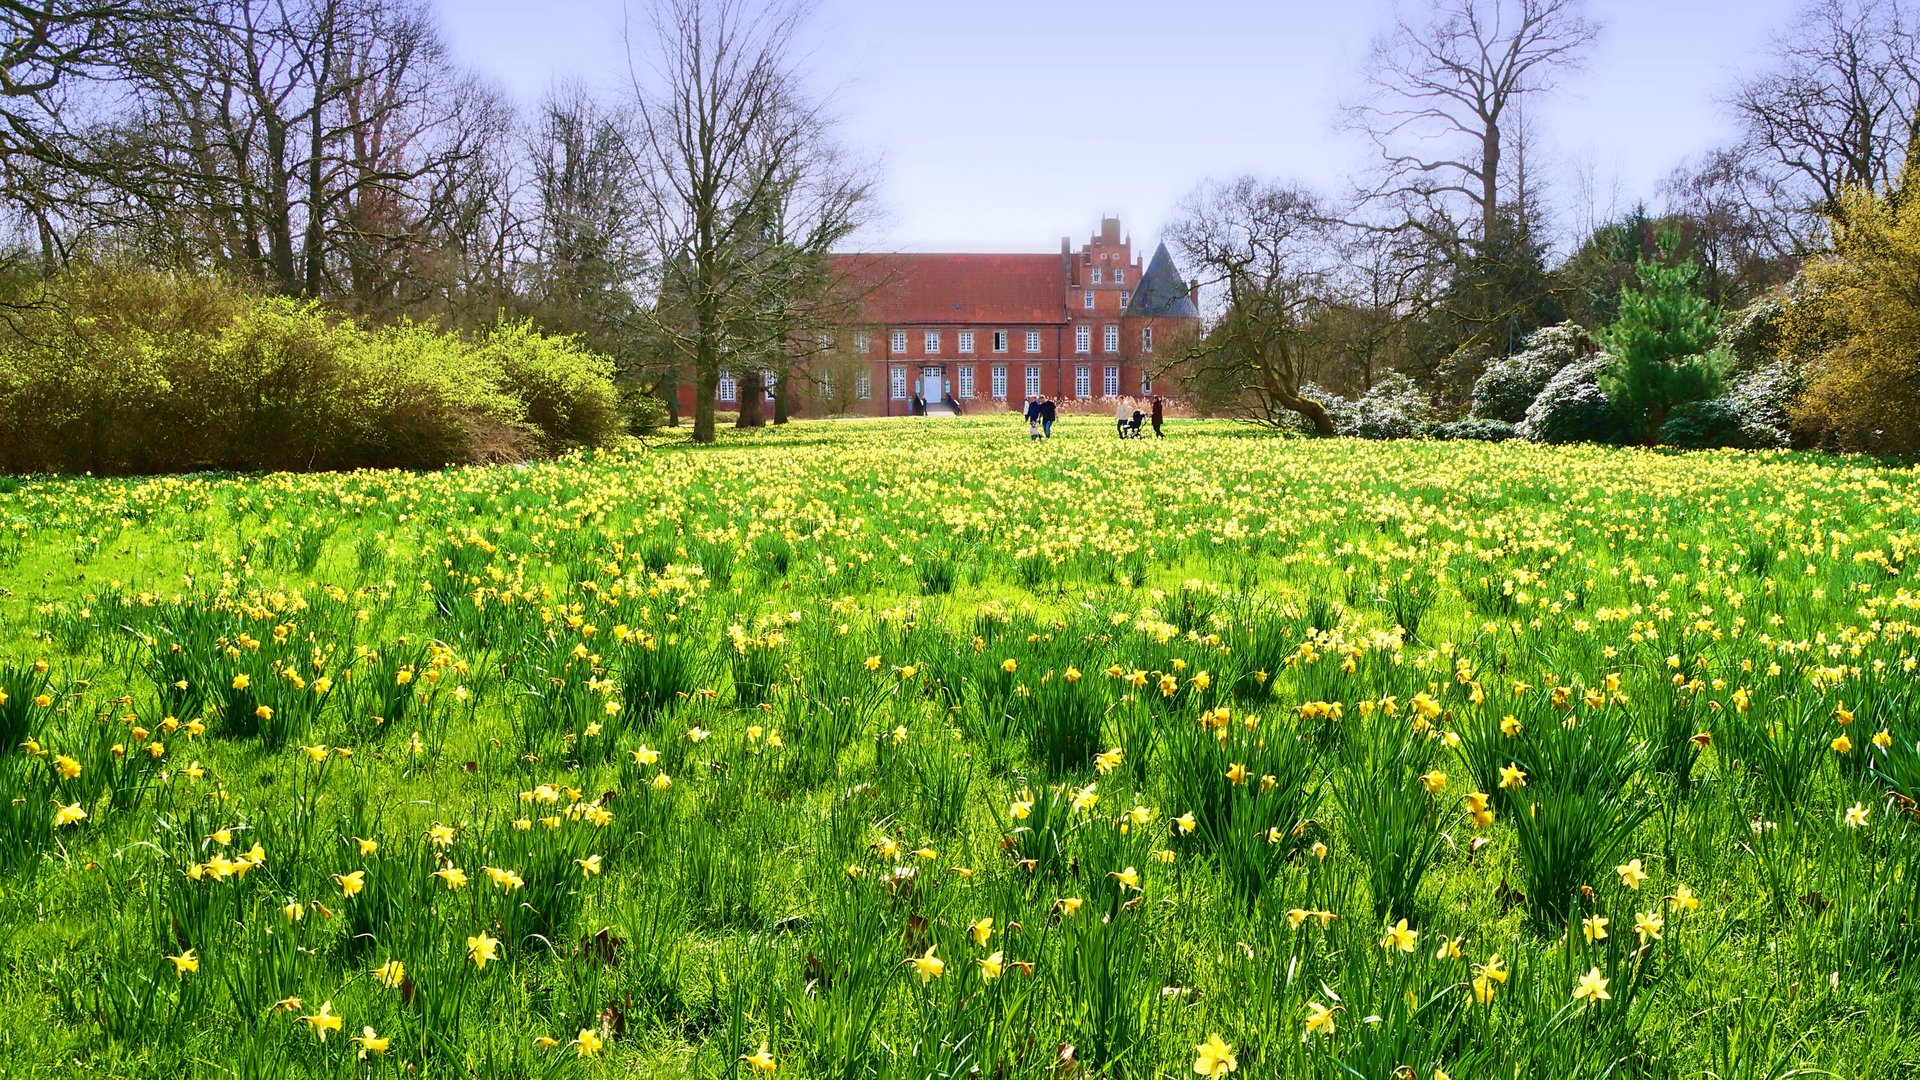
[0,415,1917,1077]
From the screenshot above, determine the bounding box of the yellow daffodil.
[741,1042,777,1073]
[468,931,499,969]
[1381,917,1417,953]
[1634,910,1664,942]
[302,1000,344,1041]
[1616,858,1648,890]
[1193,1032,1238,1076]
[979,950,1005,981]
[911,944,945,983]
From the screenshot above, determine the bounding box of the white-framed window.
[856,373,871,399]
[855,332,871,355]
[764,370,777,399]
[816,333,833,352]
[1074,365,1090,398]
[1104,365,1119,397]
[958,330,974,354]
[958,366,975,398]
[1083,290,1095,310]
[1025,364,1041,397]
[1143,326,1154,352]
[992,330,1008,353]
[1025,331,1041,353]
[718,371,737,403]
[991,364,1007,398]
[1119,291,1130,309]
[1091,268,1102,284]
[890,330,907,353]
[924,330,940,354]
[890,366,907,399]
[1141,370,1153,395]
[1104,325,1118,353]
[1114,269,1125,285]
[1075,325,1090,353]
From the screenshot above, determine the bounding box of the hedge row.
[0,265,623,475]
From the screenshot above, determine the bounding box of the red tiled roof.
[829,253,1067,326]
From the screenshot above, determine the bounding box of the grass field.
[2,415,1919,1078]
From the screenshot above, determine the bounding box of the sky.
[433,0,1807,254]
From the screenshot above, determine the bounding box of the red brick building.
[695,217,1200,418]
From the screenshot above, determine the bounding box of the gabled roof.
[1123,242,1199,318]
[828,253,1068,326]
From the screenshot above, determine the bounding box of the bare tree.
[629,0,869,443]
[514,82,648,363]
[1164,177,1340,434]
[1348,0,1598,257]
[1658,151,1802,305]
[0,1,196,264]
[23,0,488,311]
[1311,224,1432,395]
[1728,0,1919,239]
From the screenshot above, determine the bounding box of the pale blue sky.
[435,0,1804,252]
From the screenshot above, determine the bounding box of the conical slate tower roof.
[1123,242,1199,318]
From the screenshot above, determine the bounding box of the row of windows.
[1082,290,1132,310]
[879,322,1144,353]
[721,371,878,403]
[887,329,1046,355]
[1088,268,1124,285]
[717,371,781,403]
[886,364,1148,400]
[874,325,1150,355]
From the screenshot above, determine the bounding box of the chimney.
[1188,282,1201,308]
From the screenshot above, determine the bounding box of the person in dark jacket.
[1151,397,1164,438]
[1024,396,1041,439]
[1041,397,1057,438]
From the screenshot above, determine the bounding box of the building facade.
[693,217,1200,418]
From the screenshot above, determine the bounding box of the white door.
[922,367,942,403]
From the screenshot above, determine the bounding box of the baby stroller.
[1121,410,1146,438]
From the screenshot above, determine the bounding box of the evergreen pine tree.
[1597,236,1727,444]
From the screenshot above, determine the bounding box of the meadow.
[1,415,1917,1079]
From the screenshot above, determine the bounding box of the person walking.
[1041,396,1056,439]
[1024,396,1041,440]
[1115,395,1132,438]
[1151,396,1164,438]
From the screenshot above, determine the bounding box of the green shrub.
[1596,245,1727,444]
[0,264,622,475]
[1659,399,1746,449]
[480,320,623,453]
[621,386,671,435]
[1517,354,1623,445]
[1471,322,1592,422]
[1425,418,1516,442]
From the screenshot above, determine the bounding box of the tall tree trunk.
[1481,119,1501,251]
[773,366,791,423]
[737,367,764,427]
[692,322,719,444]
